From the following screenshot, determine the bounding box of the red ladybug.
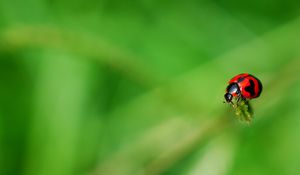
[224,73,262,104]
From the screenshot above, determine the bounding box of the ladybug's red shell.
[228,73,262,99]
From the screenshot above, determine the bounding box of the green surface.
[1,1,300,175]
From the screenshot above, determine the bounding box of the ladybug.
[224,73,262,104]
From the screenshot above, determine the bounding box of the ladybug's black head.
[224,93,233,103]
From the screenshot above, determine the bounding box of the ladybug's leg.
[236,95,241,103]
[236,93,244,106]
[236,94,247,109]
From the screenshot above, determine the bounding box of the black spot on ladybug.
[237,77,245,83]
[245,79,255,97]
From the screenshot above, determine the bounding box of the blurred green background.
[1,0,300,175]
